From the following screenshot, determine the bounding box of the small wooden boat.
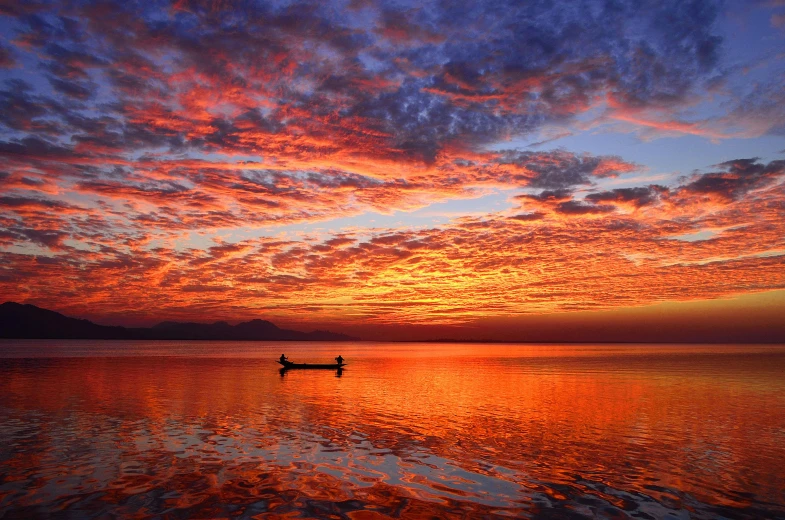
[277,360,346,370]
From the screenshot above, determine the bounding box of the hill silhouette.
[0,302,359,341]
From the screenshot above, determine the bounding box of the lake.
[1,341,784,519]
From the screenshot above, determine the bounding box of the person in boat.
[335,355,344,365]
[279,354,288,364]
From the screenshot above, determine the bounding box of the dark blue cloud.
[498,151,632,190]
[586,186,668,207]
[47,76,97,100]
[0,0,727,164]
[555,200,616,215]
[681,158,785,200]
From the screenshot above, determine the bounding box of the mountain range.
[0,302,359,341]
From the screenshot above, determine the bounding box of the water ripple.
[1,342,784,518]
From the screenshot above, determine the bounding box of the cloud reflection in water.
[1,342,784,518]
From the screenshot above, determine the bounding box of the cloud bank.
[1,0,784,332]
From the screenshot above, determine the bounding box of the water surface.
[1,341,784,519]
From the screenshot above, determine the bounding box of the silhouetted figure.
[335,355,344,364]
[280,354,288,364]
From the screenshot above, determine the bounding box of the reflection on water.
[1,342,784,519]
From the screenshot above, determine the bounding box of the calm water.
[1,341,784,519]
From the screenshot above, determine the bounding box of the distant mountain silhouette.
[0,302,131,339]
[0,302,359,341]
[146,318,357,341]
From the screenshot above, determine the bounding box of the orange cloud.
[2,161,784,334]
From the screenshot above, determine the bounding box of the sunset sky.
[1,0,784,341]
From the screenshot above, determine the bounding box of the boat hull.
[277,361,346,369]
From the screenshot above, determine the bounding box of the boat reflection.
[279,366,344,377]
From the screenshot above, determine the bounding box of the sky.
[1,0,784,341]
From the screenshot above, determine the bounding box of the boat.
[277,360,346,370]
